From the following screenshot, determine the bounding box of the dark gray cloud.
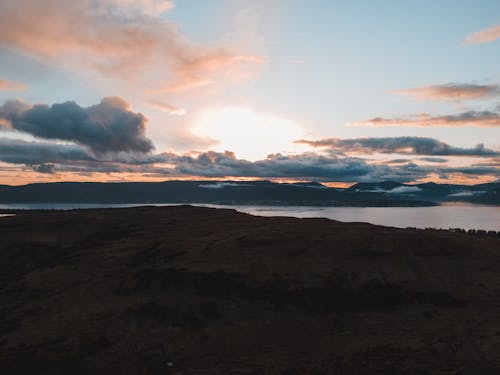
[0,138,94,165]
[0,138,95,174]
[0,135,497,182]
[386,159,412,164]
[419,157,449,163]
[444,166,500,177]
[154,151,429,182]
[470,159,500,168]
[159,151,370,179]
[0,97,154,154]
[297,136,500,157]
[32,163,55,174]
[156,150,498,182]
[0,136,166,175]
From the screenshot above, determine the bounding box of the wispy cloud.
[396,83,499,101]
[0,0,263,96]
[348,109,500,127]
[0,78,26,92]
[418,157,448,163]
[297,136,500,157]
[105,0,175,16]
[143,99,186,116]
[464,24,500,45]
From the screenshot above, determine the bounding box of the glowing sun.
[192,106,305,161]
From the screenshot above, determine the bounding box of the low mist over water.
[1,203,498,231]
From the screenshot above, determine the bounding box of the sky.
[0,0,499,185]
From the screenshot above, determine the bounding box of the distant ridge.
[0,180,439,207]
[0,180,498,206]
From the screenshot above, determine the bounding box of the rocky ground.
[0,206,500,374]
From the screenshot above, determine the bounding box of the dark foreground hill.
[1,206,500,374]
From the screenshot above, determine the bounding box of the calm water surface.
[0,203,498,231]
[227,203,500,231]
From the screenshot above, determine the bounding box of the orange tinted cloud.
[0,1,170,75]
[0,1,263,93]
[396,83,499,101]
[152,53,265,94]
[144,99,186,115]
[349,110,500,128]
[0,78,26,92]
[107,0,174,15]
[464,24,500,45]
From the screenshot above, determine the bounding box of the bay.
[0,202,498,231]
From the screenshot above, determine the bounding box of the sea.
[0,202,499,231]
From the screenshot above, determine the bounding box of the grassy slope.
[0,206,500,374]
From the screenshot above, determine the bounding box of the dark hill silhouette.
[0,180,435,206]
[1,180,499,207]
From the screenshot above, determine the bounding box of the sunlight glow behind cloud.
[191,106,305,161]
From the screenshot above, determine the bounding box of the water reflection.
[228,202,500,231]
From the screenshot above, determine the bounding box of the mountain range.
[0,180,499,206]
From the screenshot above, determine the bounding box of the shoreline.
[1,202,499,231]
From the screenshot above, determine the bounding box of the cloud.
[0,139,497,183]
[0,135,170,175]
[0,0,263,94]
[388,186,422,194]
[0,138,94,165]
[471,158,500,168]
[0,137,95,174]
[149,54,265,95]
[105,0,175,16]
[143,99,186,115]
[0,78,26,92]
[464,24,500,45]
[356,185,423,194]
[449,190,486,197]
[198,182,249,189]
[32,163,56,174]
[155,151,429,182]
[161,152,499,183]
[297,136,500,157]
[348,110,500,128]
[396,83,499,101]
[444,166,500,177]
[0,97,154,154]
[386,159,412,164]
[419,157,448,163]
